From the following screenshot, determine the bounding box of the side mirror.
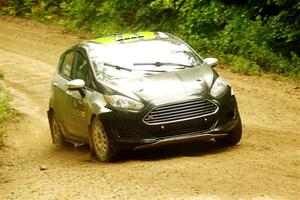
[203,58,218,67]
[66,79,86,97]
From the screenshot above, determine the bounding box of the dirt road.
[0,16,299,200]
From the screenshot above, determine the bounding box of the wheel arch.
[87,114,97,151]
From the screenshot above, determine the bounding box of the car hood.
[104,65,216,103]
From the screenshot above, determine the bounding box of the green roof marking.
[91,32,156,44]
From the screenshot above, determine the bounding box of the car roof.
[82,31,180,46]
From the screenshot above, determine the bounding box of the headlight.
[210,77,228,97]
[104,95,144,110]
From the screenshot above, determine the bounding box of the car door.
[63,50,93,140]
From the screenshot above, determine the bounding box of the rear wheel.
[91,117,114,162]
[215,114,242,147]
[50,112,65,148]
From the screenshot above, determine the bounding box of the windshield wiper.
[133,62,194,68]
[104,62,167,73]
[104,62,132,72]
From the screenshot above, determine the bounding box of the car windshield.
[87,39,203,80]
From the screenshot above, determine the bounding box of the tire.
[90,116,114,162]
[215,114,242,147]
[50,112,65,148]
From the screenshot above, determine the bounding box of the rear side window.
[60,51,74,78]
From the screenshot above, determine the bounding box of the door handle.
[53,82,58,87]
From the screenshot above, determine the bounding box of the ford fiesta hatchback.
[47,32,242,162]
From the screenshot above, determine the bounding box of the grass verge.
[0,72,13,148]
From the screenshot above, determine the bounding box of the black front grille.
[144,98,218,125]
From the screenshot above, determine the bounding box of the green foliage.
[59,0,97,29]
[0,72,11,122]
[1,0,63,21]
[231,56,261,75]
[0,72,11,144]
[0,72,12,142]
[1,0,299,77]
[0,87,11,122]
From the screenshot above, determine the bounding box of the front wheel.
[90,117,114,162]
[215,114,242,147]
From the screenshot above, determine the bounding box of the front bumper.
[100,93,239,151]
[134,133,228,150]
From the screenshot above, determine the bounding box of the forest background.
[1,0,299,77]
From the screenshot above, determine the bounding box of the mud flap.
[47,110,54,143]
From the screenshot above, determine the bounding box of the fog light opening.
[228,108,237,120]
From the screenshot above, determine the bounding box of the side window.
[60,51,74,78]
[72,52,93,88]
